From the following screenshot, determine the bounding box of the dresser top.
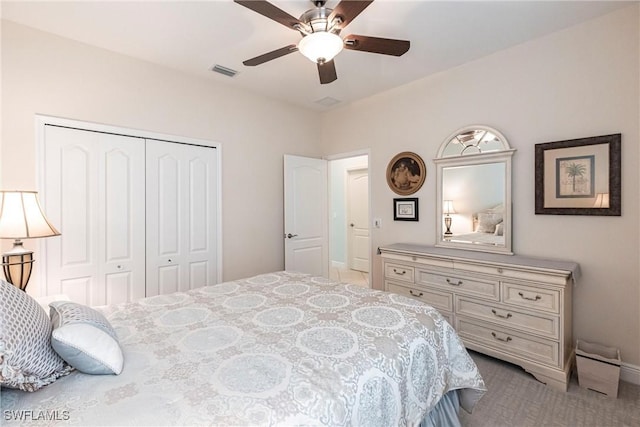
[379,243,581,281]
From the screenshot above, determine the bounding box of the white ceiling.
[1,1,630,110]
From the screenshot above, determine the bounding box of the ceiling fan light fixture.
[298,32,344,63]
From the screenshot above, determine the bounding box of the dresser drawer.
[439,312,454,326]
[416,270,499,301]
[455,297,559,339]
[385,263,415,282]
[456,317,559,367]
[502,282,560,314]
[387,281,453,313]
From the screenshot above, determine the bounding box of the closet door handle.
[285,233,299,239]
[518,292,541,301]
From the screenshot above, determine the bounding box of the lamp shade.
[0,191,60,239]
[443,200,456,215]
[298,32,344,63]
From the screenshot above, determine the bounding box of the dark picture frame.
[535,134,621,216]
[393,198,419,221]
[386,152,426,196]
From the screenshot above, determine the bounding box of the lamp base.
[2,240,34,291]
[444,215,453,236]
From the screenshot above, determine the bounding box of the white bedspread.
[448,232,504,246]
[2,271,485,426]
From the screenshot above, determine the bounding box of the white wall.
[321,6,640,367]
[0,21,322,291]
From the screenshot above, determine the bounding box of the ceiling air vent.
[211,64,238,78]
[314,96,341,107]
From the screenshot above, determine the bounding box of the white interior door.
[146,140,218,296]
[44,125,146,306]
[284,155,328,277]
[347,168,369,272]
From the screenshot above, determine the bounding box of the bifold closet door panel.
[145,140,218,296]
[44,125,146,306]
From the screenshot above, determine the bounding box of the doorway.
[328,154,370,287]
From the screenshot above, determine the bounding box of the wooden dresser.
[379,243,580,391]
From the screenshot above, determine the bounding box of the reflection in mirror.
[442,163,505,247]
[440,129,505,157]
[434,125,515,254]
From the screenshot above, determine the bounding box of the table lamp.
[0,191,60,291]
[443,200,456,236]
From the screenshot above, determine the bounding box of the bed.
[1,271,485,426]
[447,231,504,246]
[447,206,505,246]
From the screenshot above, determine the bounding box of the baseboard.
[331,261,346,269]
[620,362,640,385]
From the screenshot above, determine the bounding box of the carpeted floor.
[460,351,640,427]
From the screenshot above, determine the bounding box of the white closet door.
[145,140,218,296]
[44,125,146,306]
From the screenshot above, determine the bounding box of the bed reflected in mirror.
[434,125,515,254]
[442,162,506,247]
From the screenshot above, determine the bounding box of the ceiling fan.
[234,0,410,84]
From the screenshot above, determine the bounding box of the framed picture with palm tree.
[535,133,621,215]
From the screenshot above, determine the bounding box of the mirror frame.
[434,125,516,255]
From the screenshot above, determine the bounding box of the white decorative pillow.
[0,280,72,391]
[477,212,503,233]
[494,222,504,236]
[49,301,124,375]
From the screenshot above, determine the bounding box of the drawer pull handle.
[409,290,424,297]
[393,268,406,275]
[446,278,463,286]
[491,332,512,343]
[518,292,541,301]
[491,309,512,319]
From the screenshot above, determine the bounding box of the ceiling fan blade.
[317,60,337,85]
[343,34,410,56]
[234,0,303,30]
[243,45,298,66]
[328,1,373,29]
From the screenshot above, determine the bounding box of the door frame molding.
[35,114,224,287]
[326,149,371,279]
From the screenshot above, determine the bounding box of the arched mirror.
[434,125,515,254]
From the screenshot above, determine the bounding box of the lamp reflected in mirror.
[593,193,609,208]
[0,191,60,291]
[443,200,456,236]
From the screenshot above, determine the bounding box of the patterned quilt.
[2,271,485,426]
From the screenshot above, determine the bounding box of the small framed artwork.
[535,134,621,215]
[386,152,426,196]
[394,198,419,221]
